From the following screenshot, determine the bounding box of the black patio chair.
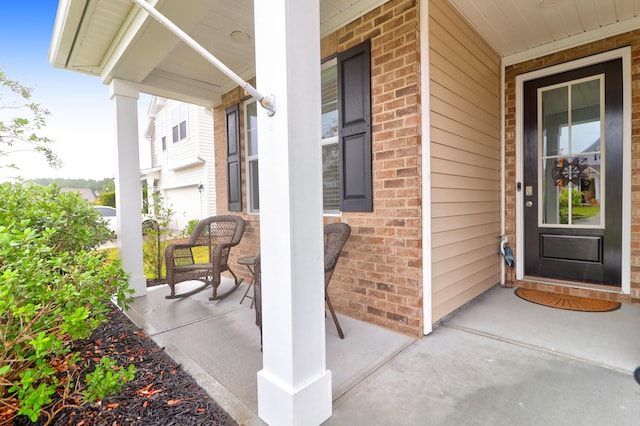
[254,222,351,346]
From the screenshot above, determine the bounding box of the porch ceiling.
[49,0,388,107]
[50,0,640,107]
[449,0,640,65]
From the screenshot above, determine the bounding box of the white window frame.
[244,99,260,214]
[241,58,345,216]
[172,103,187,143]
[321,58,341,216]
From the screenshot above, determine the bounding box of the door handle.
[525,201,533,208]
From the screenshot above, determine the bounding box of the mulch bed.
[13,305,238,426]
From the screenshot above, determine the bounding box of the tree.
[0,69,61,170]
[143,190,174,282]
[96,178,116,207]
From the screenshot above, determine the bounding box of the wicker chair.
[164,215,246,300]
[323,222,351,339]
[254,222,351,345]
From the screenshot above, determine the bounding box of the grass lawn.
[572,205,600,219]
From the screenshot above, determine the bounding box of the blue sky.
[0,1,151,181]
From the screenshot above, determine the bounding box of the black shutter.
[226,104,242,212]
[338,39,372,212]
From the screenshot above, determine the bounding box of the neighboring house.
[140,97,216,231]
[60,187,96,203]
[50,0,640,423]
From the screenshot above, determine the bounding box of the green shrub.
[0,182,134,422]
[183,219,200,237]
[559,187,583,223]
[84,357,136,402]
[96,190,116,208]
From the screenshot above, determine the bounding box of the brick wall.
[213,0,424,337]
[504,30,640,303]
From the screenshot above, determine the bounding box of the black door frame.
[513,47,631,292]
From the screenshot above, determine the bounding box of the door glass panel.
[539,77,603,227]
[541,86,568,157]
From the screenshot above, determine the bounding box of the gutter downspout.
[129,0,275,116]
[500,60,506,286]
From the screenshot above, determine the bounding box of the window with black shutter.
[225,39,372,214]
[226,104,242,211]
[338,39,372,212]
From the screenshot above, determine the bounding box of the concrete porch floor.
[125,280,640,425]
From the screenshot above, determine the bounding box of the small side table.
[238,255,258,308]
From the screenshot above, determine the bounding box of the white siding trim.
[420,0,432,335]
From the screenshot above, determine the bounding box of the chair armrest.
[209,241,237,274]
[165,243,196,284]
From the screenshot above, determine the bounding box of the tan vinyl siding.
[429,0,501,322]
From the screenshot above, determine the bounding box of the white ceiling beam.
[141,69,222,108]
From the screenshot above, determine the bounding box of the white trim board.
[420,0,432,335]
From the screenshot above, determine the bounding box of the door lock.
[525,201,533,207]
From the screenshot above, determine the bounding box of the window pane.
[541,86,568,157]
[539,77,602,227]
[172,125,179,143]
[321,59,339,213]
[246,101,258,156]
[249,159,260,212]
[179,121,187,140]
[322,143,339,212]
[321,61,338,139]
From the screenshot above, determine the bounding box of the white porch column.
[109,78,146,297]
[254,1,330,425]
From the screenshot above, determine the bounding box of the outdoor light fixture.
[230,30,251,43]
[130,0,275,116]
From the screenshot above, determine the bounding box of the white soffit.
[448,0,640,65]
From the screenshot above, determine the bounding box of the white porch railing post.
[109,78,147,297]
[254,0,330,425]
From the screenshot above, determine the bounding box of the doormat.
[514,288,621,312]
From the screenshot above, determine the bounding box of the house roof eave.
[49,0,91,72]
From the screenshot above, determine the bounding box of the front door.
[523,58,623,287]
